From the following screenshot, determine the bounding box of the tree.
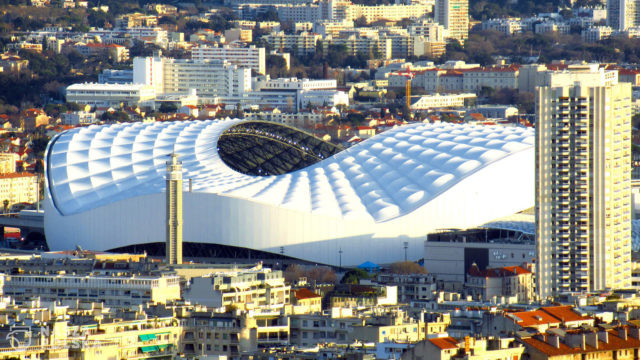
[341,268,370,284]
[389,261,427,275]
[159,102,178,113]
[3,200,8,213]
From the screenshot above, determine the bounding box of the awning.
[140,345,159,353]
[139,334,157,342]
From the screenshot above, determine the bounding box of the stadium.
[44,119,535,266]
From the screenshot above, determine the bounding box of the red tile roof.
[294,288,321,300]
[508,310,560,327]
[523,328,640,356]
[540,306,592,323]
[429,337,459,350]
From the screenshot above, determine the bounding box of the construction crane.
[404,65,413,119]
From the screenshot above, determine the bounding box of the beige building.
[0,154,18,174]
[435,0,469,43]
[3,273,181,306]
[465,264,533,303]
[402,337,524,360]
[536,66,632,299]
[183,266,290,310]
[192,45,265,75]
[0,172,37,209]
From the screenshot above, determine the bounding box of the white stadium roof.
[45,120,535,265]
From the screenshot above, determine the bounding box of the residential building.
[192,45,266,75]
[61,111,96,125]
[465,264,533,303]
[65,83,156,107]
[133,56,252,101]
[72,43,129,62]
[582,25,613,42]
[536,65,632,298]
[521,326,640,360]
[435,0,469,43]
[376,273,437,303]
[263,32,322,56]
[3,273,181,306]
[291,288,322,314]
[482,306,595,336]
[0,154,18,174]
[608,0,639,30]
[0,173,37,208]
[224,28,253,43]
[289,309,363,346]
[402,337,524,360]
[115,13,158,28]
[183,266,291,310]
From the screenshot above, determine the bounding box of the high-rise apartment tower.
[608,0,640,30]
[536,65,632,300]
[166,153,183,265]
[434,0,469,43]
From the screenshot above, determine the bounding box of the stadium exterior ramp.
[44,119,535,266]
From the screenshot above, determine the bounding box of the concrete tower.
[165,153,183,265]
[536,65,632,300]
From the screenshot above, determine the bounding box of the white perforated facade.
[45,120,535,265]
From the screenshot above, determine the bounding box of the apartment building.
[192,45,266,75]
[183,267,290,310]
[3,273,181,306]
[133,56,252,101]
[465,264,533,303]
[0,172,37,208]
[65,83,156,107]
[536,65,632,299]
[263,32,322,56]
[72,43,129,62]
[435,0,469,43]
[462,65,520,92]
[581,26,613,42]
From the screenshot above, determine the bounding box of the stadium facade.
[44,120,535,265]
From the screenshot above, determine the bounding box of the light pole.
[403,242,408,262]
[339,248,343,268]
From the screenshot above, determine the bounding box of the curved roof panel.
[46,120,534,222]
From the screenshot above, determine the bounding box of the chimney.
[618,327,628,341]
[566,333,586,350]
[630,326,640,340]
[597,331,609,344]
[547,335,560,348]
[585,332,598,349]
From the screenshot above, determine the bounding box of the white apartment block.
[345,3,432,23]
[536,66,632,299]
[313,20,355,37]
[133,56,252,101]
[65,83,156,107]
[607,0,639,30]
[482,18,523,35]
[534,22,571,34]
[183,267,290,310]
[263,32,322,56]
[298,89,349,108]
[61,111,97,125]
[328,35,392,59]
[254,77,337,91]
[409,93,476,110]
[581,26,613,42]
[4,273,181,306]
[192,45,266,75]
[277,3,322,22]
[408,20,448,41]
[462,66,519,92]
[435,0,469,42]
[0,173,37,207]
